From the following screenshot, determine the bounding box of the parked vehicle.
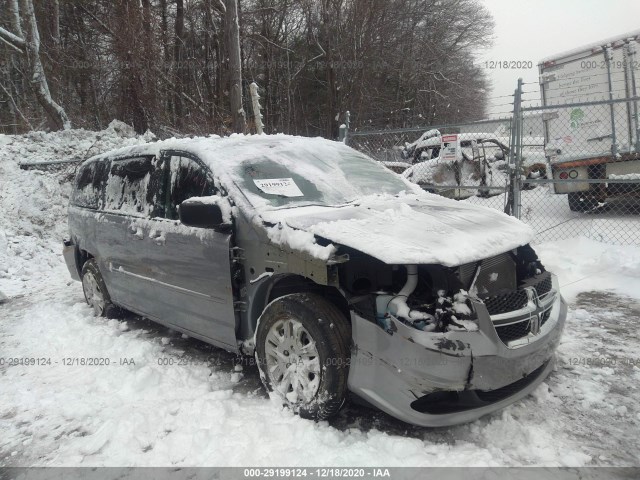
[380,160,413,174]
[539,29,640,211]
[401,132,511,199]
[63,135,566,427]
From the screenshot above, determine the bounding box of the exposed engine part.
[373,265,477,334]
[343,245,547,334]
[387,264,419,321]
[433,290,478,332]
[513,244,545,282]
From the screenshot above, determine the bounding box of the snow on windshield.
[92,135,419,214]
[227,139,410,210]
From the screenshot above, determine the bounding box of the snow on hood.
[263,193,534,266]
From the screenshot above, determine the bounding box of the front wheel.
[255,293,351,420]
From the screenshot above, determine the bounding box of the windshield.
[231,143,410,210]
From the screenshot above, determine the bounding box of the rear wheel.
[568,192,599,212]
[81,259,115,317]
[255,293,351,420]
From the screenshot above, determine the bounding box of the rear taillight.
[559,171,569,179]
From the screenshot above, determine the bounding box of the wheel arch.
[246,274,350,340]
[75,247,94,277]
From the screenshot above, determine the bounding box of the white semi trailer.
[539,29,640,211]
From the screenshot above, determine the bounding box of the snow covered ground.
[468,185,640,246]
[1,126,639,467]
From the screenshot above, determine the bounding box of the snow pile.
[264,222,337,261]
[537,236,640,302]
[0,121,154,296]
[608,173,640,180]
[0,290,597,467]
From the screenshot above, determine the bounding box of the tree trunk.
[174,0,185,126]
[10,0,23,38]
[19,0,70,130]
[51,0,60,46]
[225,0,245,132]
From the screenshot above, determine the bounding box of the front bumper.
[347,274,567,427]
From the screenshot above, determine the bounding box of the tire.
[255,293,351,421]
[568,192,599,212]
[81,258,115,317]
[477,186,490,198]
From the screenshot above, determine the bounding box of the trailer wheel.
[568,192,599,212]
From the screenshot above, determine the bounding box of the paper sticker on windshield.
[253,178,304,197]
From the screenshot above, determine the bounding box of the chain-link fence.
[346,93,640,246]
[514,96,640,245]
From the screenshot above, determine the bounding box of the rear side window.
[104,156,165,217]
[72,160,108,209]
[167,156,215,219]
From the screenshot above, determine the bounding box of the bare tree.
[0,0,493,135]
[0,0,70,130]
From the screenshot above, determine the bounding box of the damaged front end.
[340,245,567,427]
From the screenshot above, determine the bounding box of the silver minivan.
[63,135,566,427]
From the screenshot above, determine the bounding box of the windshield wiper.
[273,201,356,210]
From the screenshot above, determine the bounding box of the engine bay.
[338,244,546,333]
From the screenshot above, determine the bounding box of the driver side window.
[167,155,216,220]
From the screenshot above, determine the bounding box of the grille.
[484,272,553,316]
[540,310,551,326]
[534,273,553,297]
[483,290,528,315]
[520,271,552,297]
[484,271,555,344]
[495,320,530,343]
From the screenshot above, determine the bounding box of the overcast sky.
[478,0,640,116]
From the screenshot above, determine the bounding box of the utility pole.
[225,0,246,133]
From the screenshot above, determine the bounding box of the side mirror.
[178,199,228,229]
